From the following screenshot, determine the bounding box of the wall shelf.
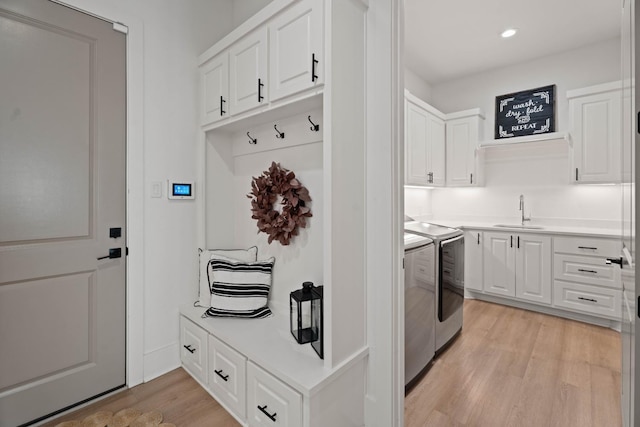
[479,131,571,148]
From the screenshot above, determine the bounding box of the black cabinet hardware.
[578,246,598,250]
[517,236,520,249]
[258,78,264,102]
[214,369,229,381]
[220,96,226,115]
[477,233,480,245]
[606,257,624,268]
[510,235,513,248]
[575,168,579,181]
[183,345,196,354]
[97,248,121,260]
[578,297,597,303]
[274,124,285,139]
[247,132,257,145]
[258,405,277,422]
[109,227,122,238]
[578,268,598,274]
[311,53,319,82]
[428,172,433,183]
[470,173,473,184]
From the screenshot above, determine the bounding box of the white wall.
[404,68,432,102]
[59,0,235,382]
[424,38,622,228]
[232,0,274,27]
[404,187,432,219]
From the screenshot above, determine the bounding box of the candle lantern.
[290,281,321,346]
[310,285,323,359]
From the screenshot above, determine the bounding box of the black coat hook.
[247,132,257,145]
[274,124,285,139]
[308,115,320,131]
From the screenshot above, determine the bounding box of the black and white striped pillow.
[203,255,274,318]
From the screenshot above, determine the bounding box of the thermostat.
[167,180,195,200]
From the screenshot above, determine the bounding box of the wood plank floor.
[45,299,621,427]
[405,299,622,427]
[42,368,240,427]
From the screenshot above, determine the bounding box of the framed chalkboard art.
[495,85,556,139]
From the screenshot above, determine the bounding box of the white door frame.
[51,0,145,387]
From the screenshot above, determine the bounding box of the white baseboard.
[143,342,180,382]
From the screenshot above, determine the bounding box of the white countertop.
[418,219,622,239]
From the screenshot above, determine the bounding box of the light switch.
[151,181,162,198]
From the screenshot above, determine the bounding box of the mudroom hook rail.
[247,132,257,145]
[308,115,320,132]
[274,124,285,139]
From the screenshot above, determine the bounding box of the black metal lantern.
[310,285,323,359]
[290,281,321,347]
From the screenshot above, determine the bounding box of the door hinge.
[113,22,128,34]
[126,247,129,256]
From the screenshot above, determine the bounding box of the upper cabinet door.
[229,27,268,115]
[405,99,429,185]
[446,114,482,187]
[269,0,323,102]
[427,113,446,186]
[569,87,622,184]
[201,52,229,126]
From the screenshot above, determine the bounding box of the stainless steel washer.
[403,232,435,388]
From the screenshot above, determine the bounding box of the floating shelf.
[479,131,571,148]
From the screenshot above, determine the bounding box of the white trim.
[445,107,486,121]
[565,80,622,99]
[54,0,146,388]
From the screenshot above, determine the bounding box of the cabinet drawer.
[247,362,302,427]
[554,236,621,257]
[209,336,247,420]
[554,254,621,289]
[553,280,621,319]
[180,316,208,384]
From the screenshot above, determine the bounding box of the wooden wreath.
[247,162,312,245]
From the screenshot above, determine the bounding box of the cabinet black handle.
[510,235,513,248]
[575,168,579,181]
[220,96,226,116]
[578,268,598,274]
[311,53,319,82]
[257,405,277,422]
[214,369,229,382]
[517,236,520,249]
[578,246,598,250]
[183,344,196,354]
[428,172,433,183]
[477,233,480,245]
[470,173,473,184]
[578,296,598,303]
[258,78,264,102]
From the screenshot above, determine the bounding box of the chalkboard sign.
[495,85,556,139]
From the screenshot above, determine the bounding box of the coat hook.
[247,132,257,145]
[274,124,285,139]
[308,115,320,132]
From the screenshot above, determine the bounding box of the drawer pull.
[578,296,598,303]
[577,268,598,274]
[578,246,598,250]
[183,345,196,354]
[258,405,277,422]
[214,369,229,382]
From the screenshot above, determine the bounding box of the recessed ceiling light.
[501,28,517,38]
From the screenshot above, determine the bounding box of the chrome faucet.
[519,194,531,225]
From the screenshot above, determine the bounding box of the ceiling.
[404,0,622,85]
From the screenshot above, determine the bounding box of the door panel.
[483,232,515,297]
[0,1,126,425]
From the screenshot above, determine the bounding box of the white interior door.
[0,0,126,425]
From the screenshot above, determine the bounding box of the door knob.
[97,248,122,260]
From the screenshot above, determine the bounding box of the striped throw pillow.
[204,255,274,318]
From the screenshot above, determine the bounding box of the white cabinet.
[201,53,229,126]
[464,230,483,291]
[482,231,551,305]
[553,236,622,319]
[269,0,323,102]
[247,362,302,427]
[446,109,484,187]
[405,92,446,186]
[229,27,269,115]
[208,335,247,420]
[180,316,208,385]
[567,82,622,184]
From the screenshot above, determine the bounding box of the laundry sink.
[493,224,545,230]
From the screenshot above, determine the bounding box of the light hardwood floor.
[43,368,240,427]
[45,299,621,427]
[405,299,622,427]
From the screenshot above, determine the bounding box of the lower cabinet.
[463,230,483,291]
[482,231,551,305]
[247,362,302,427]
[178,307,367,427]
